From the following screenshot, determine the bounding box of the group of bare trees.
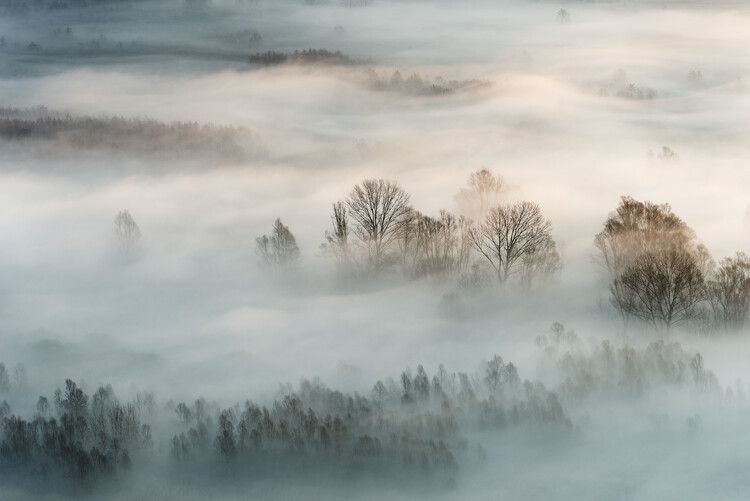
[111,168,558,290]
[317,171,561,287]
[595,196,750,333]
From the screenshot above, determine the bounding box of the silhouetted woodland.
[249,49,356,66]
[0,379,153,489]
[169,356,569,486]
[537,324,724,402]
[0,354,570,490]
[1,330,732,493]
[0,107,267,164]
[363,70,492,97]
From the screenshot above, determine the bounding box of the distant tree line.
[0,106,267,164]
[2,0,159,16]
[249,49,356,66]
[363,69,492,97]
[305,0,374,6]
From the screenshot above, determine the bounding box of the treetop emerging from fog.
[346,178,412,272]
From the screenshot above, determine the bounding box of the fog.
[1,0,749,499]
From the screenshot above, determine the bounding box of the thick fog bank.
[1,0,750,499]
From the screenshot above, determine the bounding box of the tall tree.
[469,202,558,284]
[454,168,506,221]
[707,252,750,331]
[345,178,411,272]
[320,201,352,271]
[617,246,707,332]
[256,218,300,271]
[404,209,473,278]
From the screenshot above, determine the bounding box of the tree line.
[258,169,562,289]
[363,69,492,97]
[0,353,572,490]
[257,173,750,334]
[248,49,356,66]
[2,327,728,492]
[0,379,153,486]
[0,106,267,164]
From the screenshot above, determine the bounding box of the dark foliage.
[170,358,570,485]
[364,70,492,97]
[249,49,355,66]
[0,380,151,487]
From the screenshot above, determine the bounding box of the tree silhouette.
[256,218,300,271]
[470,202,558,284]
[454,168,506,221]
[618,246,707,332]
[345,178,411,273]
[707,252,750,330]
[320,201,352,272]
[114,210,141,250]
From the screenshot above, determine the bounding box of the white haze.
[1,0,750,499]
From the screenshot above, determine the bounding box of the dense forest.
[0,332,730,491]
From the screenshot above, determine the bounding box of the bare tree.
[617,246,707,333]
[320,201,352,270]
[518,236,562,288]
[114,210,141,249]
[396,208,421,274]
[0,363,9,393]
[469,202,558,284]
[454,168,506,221]
[345,178,411,272]
[415,210,472,277]
[255,218,300,271]
[707,252,750,331]
[396,209,472,278]
[13,364,27,391]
